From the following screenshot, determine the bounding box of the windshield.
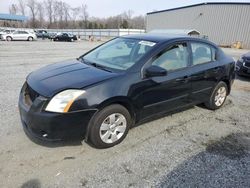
[83,38,156,71]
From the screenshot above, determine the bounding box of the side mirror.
[145,65,167,77]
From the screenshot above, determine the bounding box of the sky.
[0,0,250,17]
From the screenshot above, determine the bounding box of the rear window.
[191,43,216,65]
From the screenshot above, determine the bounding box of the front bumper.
[18,83,97,141]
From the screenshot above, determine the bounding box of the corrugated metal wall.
[147,4,250,49]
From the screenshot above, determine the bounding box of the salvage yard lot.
[0,40,249,188]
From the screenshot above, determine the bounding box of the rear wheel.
[88,104,131,148]
[6,36,12,41]
[205,81,228,110]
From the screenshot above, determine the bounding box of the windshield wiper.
[89,62,113,72]
[79,58,112,72]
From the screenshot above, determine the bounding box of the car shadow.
[157,132,250,188]
[21,179,41,188]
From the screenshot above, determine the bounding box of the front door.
[139,42,192,119]
[12,31,22,40]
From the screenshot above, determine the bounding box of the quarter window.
[191,43,216,65]
[152,43,189,71]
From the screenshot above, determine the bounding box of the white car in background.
[0,29,16,35]
[1,30,37,41]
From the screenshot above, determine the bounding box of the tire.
[88,104,132,149]
[28,37,33,41]
[6,36,12,41]
[205,81,228,110]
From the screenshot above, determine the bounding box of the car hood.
[27,59,118,98]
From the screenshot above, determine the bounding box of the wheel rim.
[99,113,127,144]
[7,37,11,41]
[214,86,227,107]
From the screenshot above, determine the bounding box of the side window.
[191,43,216,65]
[152,43,189,71]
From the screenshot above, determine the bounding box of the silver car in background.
[1,30,37,41]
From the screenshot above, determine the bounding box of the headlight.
[45,89,85,113]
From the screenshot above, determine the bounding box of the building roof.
[147,2,250,15]
[0,13,27,21]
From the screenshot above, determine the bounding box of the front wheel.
[6,36,12,41]
[28,37,33,41]
[88,104,131,148]
[205,81,228,110]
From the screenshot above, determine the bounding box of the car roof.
[121,33,213,45]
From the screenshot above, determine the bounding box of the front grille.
[26,84,39,102]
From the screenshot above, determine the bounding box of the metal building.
[146,2,250,49]
[0,13,28,27]
[0,13,27,22]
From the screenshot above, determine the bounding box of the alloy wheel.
[214,86,227,107]
[99,113,127,144]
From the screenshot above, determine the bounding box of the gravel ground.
[0,40,249,188]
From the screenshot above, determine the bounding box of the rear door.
[139,42,192,119]
[19,31,29,40]
[188,42,221,103]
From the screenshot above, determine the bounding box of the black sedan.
[19,34,235,148]
[51,32,77,42]
[236,52,250,76]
